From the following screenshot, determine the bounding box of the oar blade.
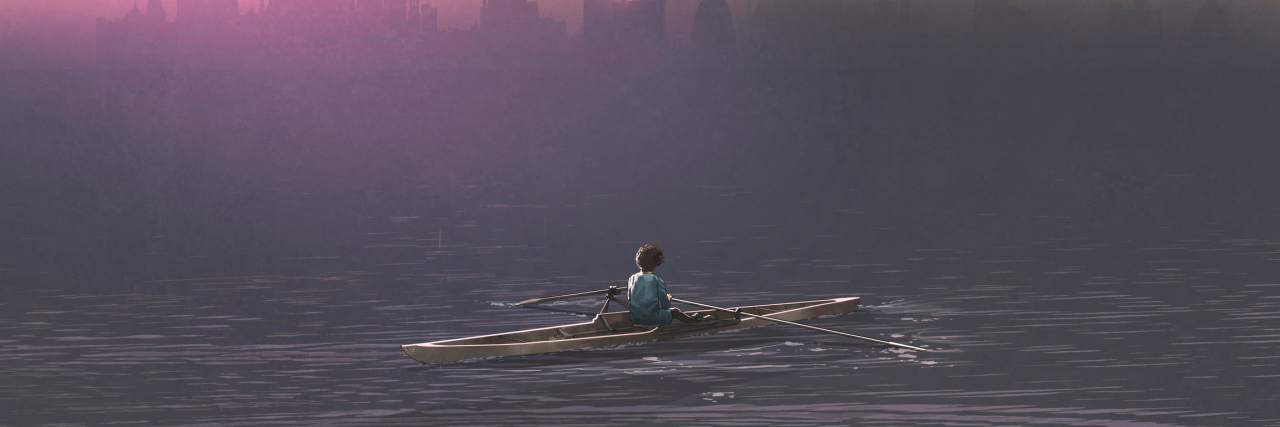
[515,297,548,306]
[671,297,926,352]
[515,288,613,306]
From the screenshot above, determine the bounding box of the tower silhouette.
[123,2,146,24]
[972,0,1032,37]
[176,0,208,24]
[692,0,734,49]
[1105,0,1161,38]
[481,0,542,33]
[208,0,239,20]
[583,0,615,44]
[177,0,239,23]
[144,0,167,23]
[614,0,666,49]
[420,2,439,32]
[1189,0,1229,37]
[386,0,409,23]
[748,0,846,54]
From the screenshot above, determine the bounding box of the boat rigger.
[401,289,923,364]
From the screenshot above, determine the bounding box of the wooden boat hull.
[401,297,860,364]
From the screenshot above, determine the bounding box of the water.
[4,207,1279,426]
[3,68,1280,425]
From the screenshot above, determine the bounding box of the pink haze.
[0,0,590,68]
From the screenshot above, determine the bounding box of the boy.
[627,244,711,325]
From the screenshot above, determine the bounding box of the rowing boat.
[401,297,860,364]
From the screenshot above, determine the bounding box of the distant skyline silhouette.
[5,0,1280,68]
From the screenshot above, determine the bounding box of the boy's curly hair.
[635,244,664,271]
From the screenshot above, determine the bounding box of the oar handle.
[671,298,927,352]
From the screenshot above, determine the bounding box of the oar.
[515,288,614,306]
[671,297,927,352]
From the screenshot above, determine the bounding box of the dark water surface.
[5,210,1280,426]
[3,68,1280,425]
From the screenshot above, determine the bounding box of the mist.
[7,0,1280,68]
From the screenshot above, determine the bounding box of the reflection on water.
[3,209,1278,426]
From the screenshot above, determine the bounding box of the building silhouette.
[96,1,172,67]
[176,0,241,24]
[417,2,439,32]
[144,0,167,23]
[386,0,409,24]
[582,0,666,62]
[845,0,927,35]
[692,0,734,50]
[98,0,455,67]
[1188,0,1230,37]
[175,0,204,24]
[267,0,349,17]
[122,3,145,24]
[480,0,566,35]
[750,0,845,34]
[614,0,666,49]
[1105,0,1162,38]
[209,0,239,21]
[354,0,389,27]
[972,0,1033,37]
[745,0,848,57]
[477,0,567,53]
[583,0,614,45]
[582,0,667,46]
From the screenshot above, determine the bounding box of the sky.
[4,0,1280,68]
[0,0,759,36]
[0,0,601,67]
[0,0,575,67]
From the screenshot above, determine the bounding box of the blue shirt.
[627,272,672,325]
